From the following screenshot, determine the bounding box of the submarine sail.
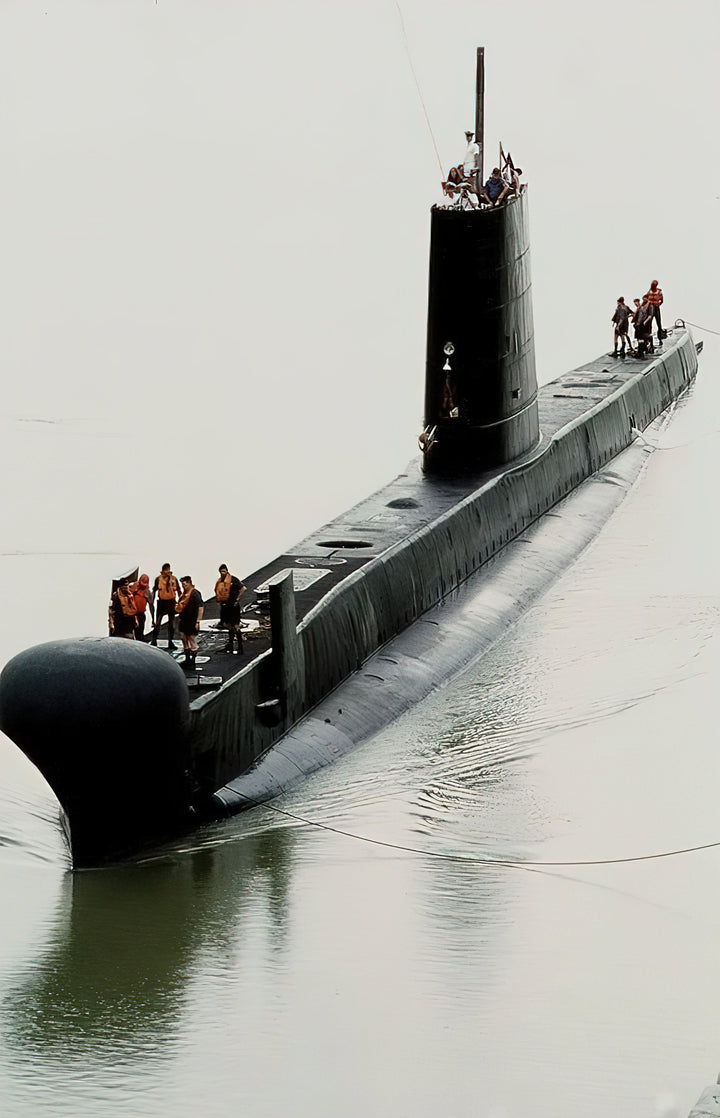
[422,47,539,473]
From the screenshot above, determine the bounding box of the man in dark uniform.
[176,576,204,669]
[611,296,634,358]
[633,296,655,357]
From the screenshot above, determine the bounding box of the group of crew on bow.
[442,132,522,209]
[611,281,666,359]
[108,563,246,669]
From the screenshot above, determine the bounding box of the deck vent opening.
[317,539,373,549]
[386,498,419,510]
[511,387,520,400]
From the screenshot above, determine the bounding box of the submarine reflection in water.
[1,828,293,1064]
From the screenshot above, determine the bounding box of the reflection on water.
[2,830,294,1071]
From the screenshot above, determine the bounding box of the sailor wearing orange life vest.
[176,575,204,669]
[129,573,154,641]
[109,578,138,639]
[643,280,665,341]
[150,563,181,650]
[214,564,246,655]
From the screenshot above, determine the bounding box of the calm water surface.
[0,346,718,1118]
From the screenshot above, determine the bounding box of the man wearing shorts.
[611,296,634,357]
[151,563,181,650]
[176,575,204,669]
[214,564,246,655]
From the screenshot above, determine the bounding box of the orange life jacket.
[177,586,193,613]
[645,286,663,307]
[215,574,231,602]
[117,587,137,617]
[131,584,150,613]
[156,573,179,600]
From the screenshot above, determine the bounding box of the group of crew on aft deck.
[611,280,666,359]
[441,131,522,209]
[108,563,246,670]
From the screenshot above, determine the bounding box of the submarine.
[0,50,700,866]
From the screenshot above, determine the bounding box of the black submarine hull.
[212,400,685,813]
[0,191,699,865]
[194,326,697,808]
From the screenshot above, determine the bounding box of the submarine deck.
[168,333,685,696]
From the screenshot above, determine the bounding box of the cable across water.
[261,801,720,869]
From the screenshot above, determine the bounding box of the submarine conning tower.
[422,49,540,475]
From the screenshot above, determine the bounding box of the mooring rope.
[682,319,720,338]
[260,800,720,868]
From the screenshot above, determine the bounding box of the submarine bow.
[0,638,192,866]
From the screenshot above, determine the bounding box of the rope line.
[262,802,720,868]
[394,2,445,178]
[683,319,720,337]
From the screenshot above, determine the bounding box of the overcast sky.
[0,0,717,646]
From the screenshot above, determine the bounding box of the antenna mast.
[475,47,485,186]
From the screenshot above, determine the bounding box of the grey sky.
[0,0,717,647]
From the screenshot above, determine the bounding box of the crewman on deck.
[643,280,665,341]
[176,576,204,669]
[151,563,181,650]
[611,297,634,358]
[109,578,137,639]
[633,296,655,357]
[129,573,154,641]
[214,564,247,655]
